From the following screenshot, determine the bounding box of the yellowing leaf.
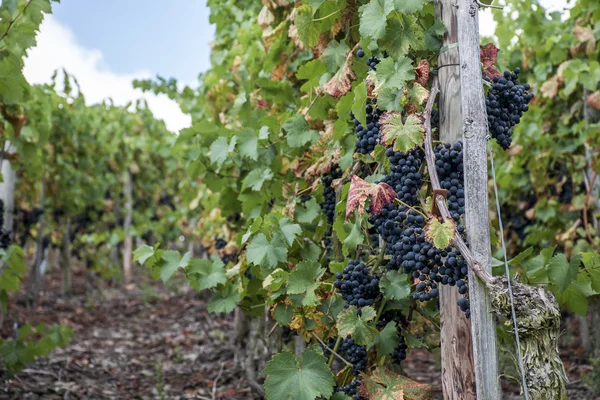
[424,218,456,249]
[380,112,424,152]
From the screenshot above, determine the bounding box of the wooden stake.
[456,0,500,398]
[435,0,477,398]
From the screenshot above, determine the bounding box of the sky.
[23,0,571,133]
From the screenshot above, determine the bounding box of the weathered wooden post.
[456,0,501,398]
[435,0,477,398]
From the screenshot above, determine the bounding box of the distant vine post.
[457,0,501,398]
[435,0,477,398]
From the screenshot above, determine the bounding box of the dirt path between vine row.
[0,267,597,399]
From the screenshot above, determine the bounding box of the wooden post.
[435,0,477,398]
[122,170,133,283]
[456,0,500,398]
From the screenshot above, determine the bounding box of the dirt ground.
[0,267,598,399]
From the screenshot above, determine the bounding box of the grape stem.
[393,198,428,219]
[374,298,387,324]
[327,336,342,367]
[423,78,492,285]
[369,242,387,274]
[311,333,352,367]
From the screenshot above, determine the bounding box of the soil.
[0,267,598,399]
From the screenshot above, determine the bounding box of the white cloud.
[24,15,191,133]
[480,0,572,37]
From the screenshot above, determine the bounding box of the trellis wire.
[487,138,530,400]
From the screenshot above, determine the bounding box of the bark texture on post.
[435,1,476,398]
[29,177,45,307]
[123,170,133,283]
[456,0,500,398]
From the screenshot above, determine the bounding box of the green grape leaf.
[359,0,395,41]
[237,128,259,160]
[133,244,155,265]
[351,82,368,126]
[209,137,231,167]
[582,252,600,292]
[208,285,241,313]
[273,303,294,325]
[297,59,327,93]
[287,261,325,294]
[296,198,321,223]
[374,321,400,356]
[372,57,415,98]
[246,233,288,271]
[394,0,423,14]
[279,218,302,246]
[242,167,274,191]
[263,268,289,292]
[342,219,365,256]
[548,253,580,293]
[336,306,378,345]
[424,217,456,249]
[382,15,424,59]
[159,251,191,283]
[379,270,411,300]
[294,5,321,47]
[188,259,227,291]
[322,40,349,73]
[381,112,424,152]
[557,279,594,316]
[283,115,319,148]
[263,348,335,400]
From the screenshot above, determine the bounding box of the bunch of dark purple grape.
[334,260,380,308]
[351,104,383,155]
[485,68,533,149]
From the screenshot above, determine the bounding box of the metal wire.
[488,140,530,400]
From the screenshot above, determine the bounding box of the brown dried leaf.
[361,366,433,400]
[414,59,430,86]
[258,5,275,29]
[346,175,397,221]
[298,125,341,178]
[540,75,561,98]
[573,25,596,55]
[480,43,502,79]
[587,91,600,110]
[323,49,357,98]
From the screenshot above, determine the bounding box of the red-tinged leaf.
[346,175,397,221]
[414,59,429,86]
[323,49,357,98]
[480,43,502,79]
[587,91,600,110]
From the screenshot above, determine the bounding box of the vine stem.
[369,242,387,274]
[423,78,492,286]
[327,336,342,367]
[311,333,352,367]
[374,298,387,324]
[394,198,427,219]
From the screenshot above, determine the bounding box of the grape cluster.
[215,237,227,250]
[434,142,465,224]
[341,338,368,375]
[334,260,380,308]
[369,142,471,316]
[351,104,382,155]
[485,68,533,149]
[335,378,364,400]
[355,48,381,71]
[380,147,424,204]
[321,167,342,224]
